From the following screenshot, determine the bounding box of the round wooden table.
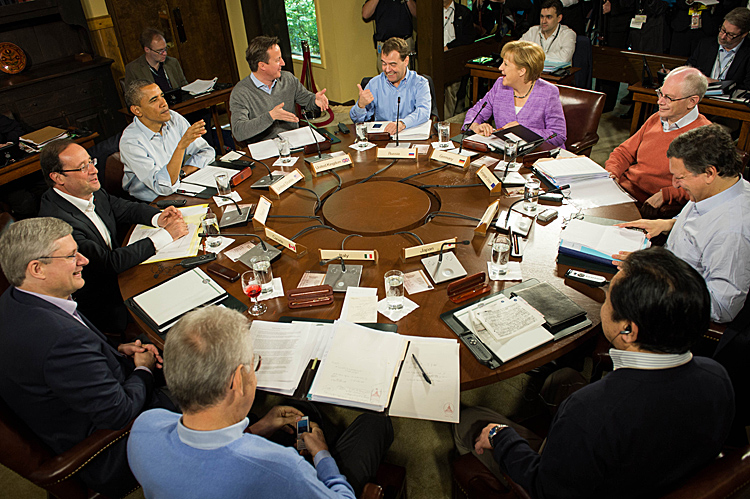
[119,124,639,391]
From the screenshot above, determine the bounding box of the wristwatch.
[488,424,509,449]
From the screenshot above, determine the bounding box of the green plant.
[285,0,321,57]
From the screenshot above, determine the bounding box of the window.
[284,0,321,62]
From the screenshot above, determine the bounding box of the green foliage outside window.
[285,0,321,59]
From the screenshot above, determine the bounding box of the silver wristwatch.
[488,424,509,449]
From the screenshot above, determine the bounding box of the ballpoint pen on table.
[412,354,432,384]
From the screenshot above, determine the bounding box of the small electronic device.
[338,123,350,134]
[206,262,240,282]
[179,253,216,268]
[296,416,310,451]
[537,208,558,223]
[156,199,187,208]
[551,67,570,77]
[538,192,563,203]
[564,269,608,287]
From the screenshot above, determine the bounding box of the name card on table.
[401,237,457,261]
[265,227,307,258]
[475,200,500,236]
[430,149,469,168]
[269,169,304,198]
[476,165,505,197]
[376,147,417,159]
[310,153,353,176]
[319,249,379,263]
[252,195,272,229]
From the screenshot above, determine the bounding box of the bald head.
[665,66,708,100]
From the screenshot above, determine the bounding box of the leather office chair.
[557,85,606,157]
[0,396,133,499]
[359,74,439,120]
[451,443,750,499]
[103,152,136,202]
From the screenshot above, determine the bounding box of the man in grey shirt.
[230,36,329,144]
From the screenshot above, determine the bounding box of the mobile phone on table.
[297,416,310,451]
[206,262,240,282]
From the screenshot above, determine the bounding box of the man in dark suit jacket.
[688,7,750,90]
[0,217,176,497]
[444,0,476,50]
[37,139,187,337]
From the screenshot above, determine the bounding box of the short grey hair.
[0,217,72,287]
[725,7,750,34]
[164,306,254,413]
[124,79,153,109]
[667,66,708,100]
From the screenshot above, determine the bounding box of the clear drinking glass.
[490,235,511,278]
[437,121,451,145]
[523,178,541,213]
[384,270,405,310]
[276,137,291,164]
[214,173,231,196]
[504,140,519,169]
[201,214,221,248]
[241,271,267,316]
[355,122,368,144]
[250,254,274,294]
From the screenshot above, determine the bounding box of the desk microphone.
[214,195,252,228]
[502,184,570,229]
[395,97,401,146]
[237,151,279,189]
[302,111,324,159]
[320,255,346,272]
[437,240,470,265]
[458,101,487,154]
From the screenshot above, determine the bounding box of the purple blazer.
[463,77,567,148]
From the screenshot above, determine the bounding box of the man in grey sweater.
[230,36,329,144]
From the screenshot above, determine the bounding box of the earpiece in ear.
[619,325,632,335]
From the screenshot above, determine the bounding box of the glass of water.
[504,140,519,169]
[489,234,511,278]
[276,137,291,164]
[523,178,541,213]
[214,173,231,196]
[355,122,368,144]
[437,121,451,146]
[384,270,405,310]
[250,254,274,294]
[201,213,221,248]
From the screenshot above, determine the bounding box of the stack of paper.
[278,126,326,149]
[181,165,239,188]
[19,126,67,151]
[129,204,206,263]
[559,219,650,267]
[182,77,218,95]
[367,120,432,140]
[543,60,571,73]
[309,321,408,412]
[534,156,610,186]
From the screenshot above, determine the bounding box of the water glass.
[355,122,368,144]
[523,178,541,213]
[214,173,231,196]
[504,140,519,169]
[276,137,291,164]
[437,121,451,145]
[241,271,267,316]
[384,270,405,310]
[201,214,221,248]
[490,235,511,277]
[250,254,274,294]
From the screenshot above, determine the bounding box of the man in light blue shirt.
[617,124,750,323]
[120,80,214,202]
[128,306,393,499]
[349,37,431,134]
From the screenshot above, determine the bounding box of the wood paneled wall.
[87,15,126,105]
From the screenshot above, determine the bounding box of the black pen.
[412,354,432,384]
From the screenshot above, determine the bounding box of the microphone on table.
[214,195,252,228]
[458,101,487,155]
[302,111,324,159]
[437,240,471,266]
[502,184,570,230]
[320,255,346,272]
[395,96,401,146]
[236,151,280,189]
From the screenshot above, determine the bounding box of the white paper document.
[182,165,238,188]
[566,177,635,209]
[249,139,279,161]
[389,337,460,423]
[182,77,217,95]
[309,321,407,411]
[534,156,609,185]
[339,287,378,323]
[278,126,326,149]
[251,321,315,395]
[130,222,200,263]
[561,219,649,258]
[367,120,431,140]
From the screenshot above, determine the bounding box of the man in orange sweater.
[605,67,710,216]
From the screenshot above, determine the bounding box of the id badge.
[691,11,702,29]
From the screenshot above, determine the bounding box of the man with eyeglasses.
[128,306,393,498]
[124,27,188,91]
[0,217,178,497]
[687,8,750,90]
[615,124,750,324]
[38,138,188,337]
[605,66,711,217]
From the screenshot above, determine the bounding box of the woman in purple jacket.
[464,40,567,148]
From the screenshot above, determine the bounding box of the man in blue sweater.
[455,247,735,498]
[127,306,393,498]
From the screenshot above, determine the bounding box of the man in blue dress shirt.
[617,124,750,323]
[119,79,215,202]
[128,306,393,499]
[349,37,431,135]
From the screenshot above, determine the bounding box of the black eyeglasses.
[38,250,78,261]
[656,88,695,103]
[719,26,743,40]
[59,157,97,174]
[148,46,168,55]
[252,354,262,372]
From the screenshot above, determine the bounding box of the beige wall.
[79,0,371,103]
